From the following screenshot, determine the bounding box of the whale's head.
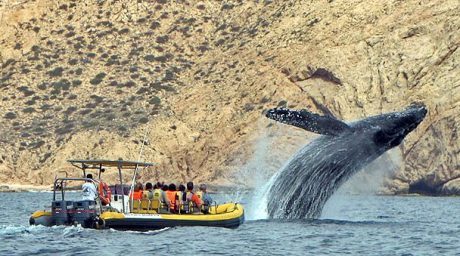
[356,103,427,150]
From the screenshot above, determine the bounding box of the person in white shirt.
[82,174,97,201]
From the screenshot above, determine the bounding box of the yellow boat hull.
[30,203,244,230]
[101,203,245,230]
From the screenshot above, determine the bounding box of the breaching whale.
[264,104,427,219]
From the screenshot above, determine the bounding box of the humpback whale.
[264,104,427,219]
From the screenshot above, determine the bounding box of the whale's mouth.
[400,103,427,132]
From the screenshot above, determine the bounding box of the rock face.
[0,0,458,194]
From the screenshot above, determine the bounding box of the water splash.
[246,170,280,220]
[232,121,309,220]
[236,128,278,220]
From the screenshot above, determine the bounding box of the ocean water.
[1,192,459,255]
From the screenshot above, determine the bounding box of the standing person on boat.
[82,174,97,201]
[166,183,177,213]
[186,182,202,213]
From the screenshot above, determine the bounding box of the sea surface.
[1,192,459,255]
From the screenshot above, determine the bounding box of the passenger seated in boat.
[152,183,159,193]
[166,183,177,213]
[196,184,212,213]
[185,182,202,213]
[177,184,187,213]
[130,182,143,200]
[154,182,167,204]
[143,182,154,199]
[161,184,170,208]
[149,183,165,210]
[82,174,97,201]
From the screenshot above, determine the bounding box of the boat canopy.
[68,159,154,169]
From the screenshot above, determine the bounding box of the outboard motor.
[52,200,74,225]
[72,200,97,228]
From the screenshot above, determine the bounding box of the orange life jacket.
[98,181,111,206]
[186,191,202,207]
[195,191,204,204]
[130,190,143,200]
[166,190,176,210]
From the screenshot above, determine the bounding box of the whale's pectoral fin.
[265,108,352,136]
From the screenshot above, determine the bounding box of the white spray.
[234,121,310,220]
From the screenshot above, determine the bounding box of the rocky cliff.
[0,0,458,194]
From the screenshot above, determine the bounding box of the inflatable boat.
[29,159,244,230]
